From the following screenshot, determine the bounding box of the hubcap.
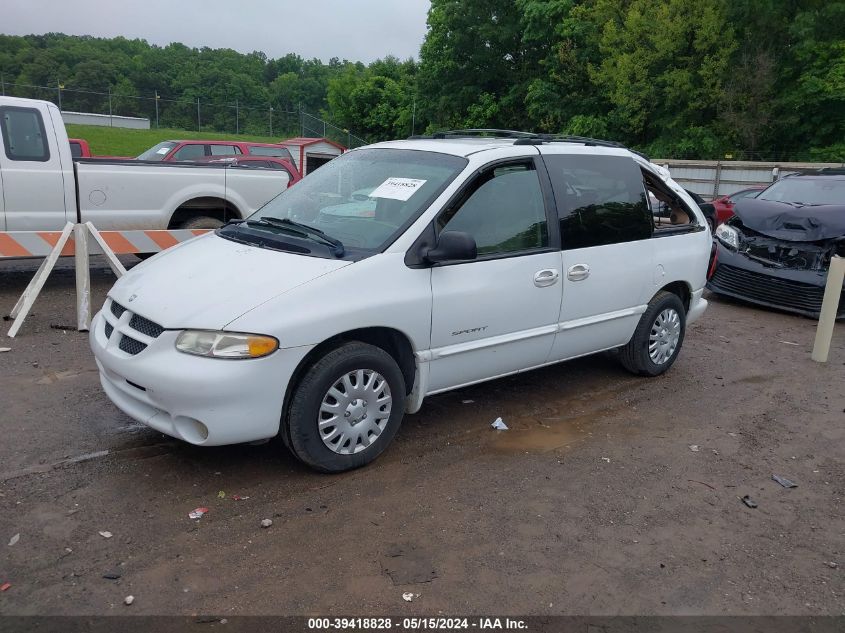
[648,308,681,365]
[318,369,392,455]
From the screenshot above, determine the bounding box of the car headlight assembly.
[175,331,279,359]
[715,224,741,250]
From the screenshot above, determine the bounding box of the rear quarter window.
[0,106,50,162]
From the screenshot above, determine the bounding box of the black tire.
[286,342,406,473]
[619,291,686,376]
[179,216,224,230]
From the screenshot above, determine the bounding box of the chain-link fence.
[0,78,367,147]
[300,111,368,149]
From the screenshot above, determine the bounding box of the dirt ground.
[0,257,842,617]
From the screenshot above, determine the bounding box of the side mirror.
[424,231,477,263]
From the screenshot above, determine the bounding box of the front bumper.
[89,306,313,446]
[707,243,845,319]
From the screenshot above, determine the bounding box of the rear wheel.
[286,342,406,472]
[619,291,686,376]
[179,216,224,230]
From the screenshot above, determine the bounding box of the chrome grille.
[103,298,164,356]
[119,336,148,355]
[129,313,164,338]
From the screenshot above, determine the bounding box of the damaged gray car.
[707,170,845,319]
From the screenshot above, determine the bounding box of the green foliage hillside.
[1,0,843,160]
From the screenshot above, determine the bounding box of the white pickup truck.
[0,96,289,232]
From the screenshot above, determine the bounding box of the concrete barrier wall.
[61,110,151,129]
[654,159,845,200]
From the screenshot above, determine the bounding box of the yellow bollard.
[811,255,845,363]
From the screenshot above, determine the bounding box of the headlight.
[175,330,279,359]
[715,224,740,250]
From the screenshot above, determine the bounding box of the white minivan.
[90,132,710,472]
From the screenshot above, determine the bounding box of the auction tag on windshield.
[369,177,427,201]
[156,147,170,155]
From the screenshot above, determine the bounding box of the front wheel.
[286,342,406,473]
[619,291,686,376]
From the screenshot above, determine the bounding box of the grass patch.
[65,124,293,157]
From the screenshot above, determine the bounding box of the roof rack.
[414,129,541,140]
[407,129,649,160]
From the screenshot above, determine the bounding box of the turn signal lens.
[176,331,278,359]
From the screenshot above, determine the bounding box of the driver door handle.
[534,269,560,287]
[567,263,591,281]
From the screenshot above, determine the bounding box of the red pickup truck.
[137,139,296,166]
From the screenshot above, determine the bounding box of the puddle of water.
[489,419,585,452]
[488,405,625,453]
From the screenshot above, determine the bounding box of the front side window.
[437,162,548,256]
[69,141,83,158]
[223,148,467,258]
[0,106,50,162]
[545,154,650,249]
[172,144,207,161]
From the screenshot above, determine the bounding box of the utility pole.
[235,99,239,135]
[411,98,416,136]
[269,106,273,137]
[197,97,201,132]
[154,90,160,128]
[57,78,63,111]
[108,86,113,127]
[299,102,304,137]
[1,73,5,96]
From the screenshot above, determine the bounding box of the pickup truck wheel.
[287,342,406,473]
[179,216,224,230]
[619,291,686,377]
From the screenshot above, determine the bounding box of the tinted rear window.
[545,154,651,249]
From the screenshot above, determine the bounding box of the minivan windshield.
[758,177,845,206]
[137,141,177,161]
[232,148,467,257]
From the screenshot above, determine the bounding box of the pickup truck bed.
[0,97,289,232]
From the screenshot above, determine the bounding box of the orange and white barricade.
[0,227,209,259]
[2,222,210,337]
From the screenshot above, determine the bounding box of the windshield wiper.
[246,217,345,256]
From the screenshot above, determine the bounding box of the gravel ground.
[0,257,842,616]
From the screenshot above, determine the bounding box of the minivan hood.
[734,198,845,242]
[108,233,352,329]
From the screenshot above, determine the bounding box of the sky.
[2,0,432,63]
